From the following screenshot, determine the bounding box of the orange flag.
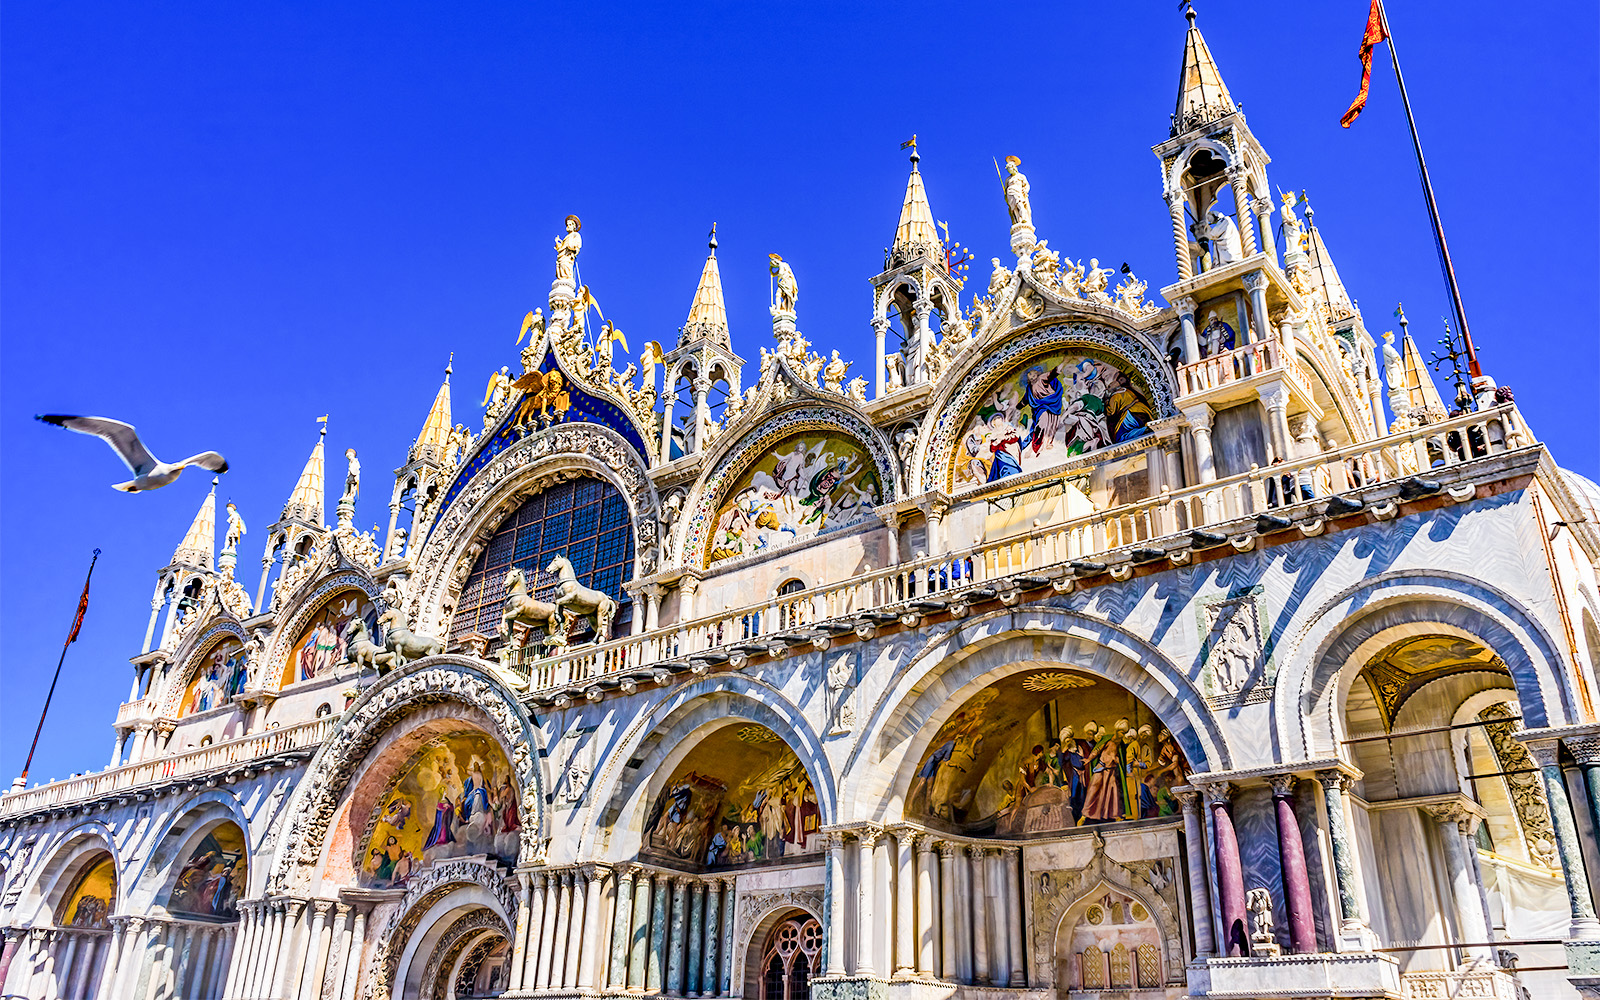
[1340,0,1390,127]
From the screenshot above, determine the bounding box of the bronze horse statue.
[548,555,618,642]
[342,617,394,674]
[500,566,562,639]
[377,608,444,667]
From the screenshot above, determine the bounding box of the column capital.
[1252,196,1275,217]
[1522,740,1563,768]
[311,898,336,918]
[999,845,1020,860]
[872,317,890,334]
[1173,786,1203,813]
[856,827,882,848]
[912,832,937,855]
[1201,781,1234,808]
[1243,269,1269,294]
[1424,799,1485,835]
[1173,295,1198,316]
[1565,736,1600,766]
[1267,773,1298,798]
[965,843,988,861]
[283,897,308,918]
[936,840,961,860]
[1256,378,1290,412]
[1315,768,1354,793]
[1182,403,1215,431]
[1164,188,1187,210]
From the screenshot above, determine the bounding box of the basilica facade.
[3,12,1600,1000]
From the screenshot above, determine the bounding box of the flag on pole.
[900,134,917,150]
[64,572,92,647]
[1340,0,1389,127]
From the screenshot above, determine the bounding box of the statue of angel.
[517,307,545,346]
[343,448,360,502]
[1114,271,1150,313]
[447,423,475,465]
[483,367,513,416]
[554,215,582,283]
[224,501,247,551]
[822,350,851,393]
[769,254,798,314]
[594,320,628,374]
[1060,258,1086,298]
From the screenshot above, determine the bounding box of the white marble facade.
[4,11,1600,1000]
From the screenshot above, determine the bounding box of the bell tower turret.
[661,227,743,460]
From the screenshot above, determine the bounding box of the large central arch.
[843,606,1229,824]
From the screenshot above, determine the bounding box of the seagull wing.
[176,451,229,474]
[36,414,158,474]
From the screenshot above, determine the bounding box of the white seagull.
[36,414,229,492]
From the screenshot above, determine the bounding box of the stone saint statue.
[1279,190,1306,256]
[1002,156,1032,228]
[769,254,798,314]
[554,215,582,284]
[224,501,247,551]
[343,448,360,502]
[1197,210,1243,266]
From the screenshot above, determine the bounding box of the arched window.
[760,915,822,1000]
[450,476,635,646]
[776,579,808,630]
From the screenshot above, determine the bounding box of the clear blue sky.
[3,2,1595,784]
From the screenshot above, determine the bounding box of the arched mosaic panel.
[180,636,250,717]
[280,588,379,687]
[56,855,115,929]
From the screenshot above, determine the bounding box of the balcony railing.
[503,404,1532,694]
[0,716,336,819]
[1176,337,1312,398]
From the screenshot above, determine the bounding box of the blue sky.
[3,1,1595,785]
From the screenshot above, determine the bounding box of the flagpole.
[1375,0,1480,378]
[16,548,101,789]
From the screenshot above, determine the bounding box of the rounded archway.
[906,666,1189,837]
[177,634,250,717]
[280,586,379,688]
[751,910,822,1000]
[1054,885,1166,991]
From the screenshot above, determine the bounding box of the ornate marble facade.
[4,11,1600,1000]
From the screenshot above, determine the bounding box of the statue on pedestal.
[1002,155,1036,254]
[769,254,798,316]
[554,215,582,285]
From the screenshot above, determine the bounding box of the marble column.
[630,871,654,990]
[1207,785,1248,957]
[609,867,637,990]
[1175,790,1217,958]
[1427,804,1493,961]
[188,927,215,998]
[536,873,560,990]
[1253,196,1277,262]
[1243,270,1271,345]
[824,835,847,976]
[702,877,723,996]
[968,846,990,984]
[271,899,308,1000]
[566,869,590,989]
[330,904,359,1000]
[252,902,285,999]
[857,831,879,975]
[546,872,572,989]
[1003,847,1025,986]
[1228,170,1259,257]
[220,903,253,999]
[1269,775,1317,954]
[299,899,335,1000]
[873,318,889,398]
[692,378,711,454]
[1526,742,1600,939]
[719,878,735,995]
[341,903,370,1000]
[1184,405,1217,484]
[894,831,916,977]
[1316,771,1374,949]
[1166,190,1195,281]
[94,918,128,1000]
[937,843,958,980]
[579,867,608,990]
[666,877,688,995]
[1175,295,1201,365]
[914,834,937,978]
[1259,381,1293,467]
[648,871,669,993]
[511,872,533,993]
[1567,736,1600,862]
[54,931,79,1000]
[686,882,705,996]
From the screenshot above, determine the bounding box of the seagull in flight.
[36,414,228,492]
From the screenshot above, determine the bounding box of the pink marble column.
[1206,784,1248,957]
[1269,775,1317,954]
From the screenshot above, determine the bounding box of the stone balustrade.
[1176,336,1311,398]
[0,716,334,819]
[506,403,1533,695]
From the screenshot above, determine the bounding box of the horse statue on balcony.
[342,618,395,674]
[378,608,444,668]
[501,566,563,640]
[548,555,618,642]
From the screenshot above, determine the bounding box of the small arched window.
[199,735,214,746]
[776,579,808,630]
[315,703,333,718]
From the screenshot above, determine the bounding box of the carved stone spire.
[891,146,943,268]
[1173,5,1237,136]
[682,226,731,350]
[1398,328,1449,423]
[171,478,217,571]
[412,357,454,463]
[283,425,326,526]
[1302,202,1355,321]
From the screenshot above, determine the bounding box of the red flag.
[1340,0,1390,127]
[64,576,91,646]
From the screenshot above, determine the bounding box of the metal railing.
[0,716,336,818]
